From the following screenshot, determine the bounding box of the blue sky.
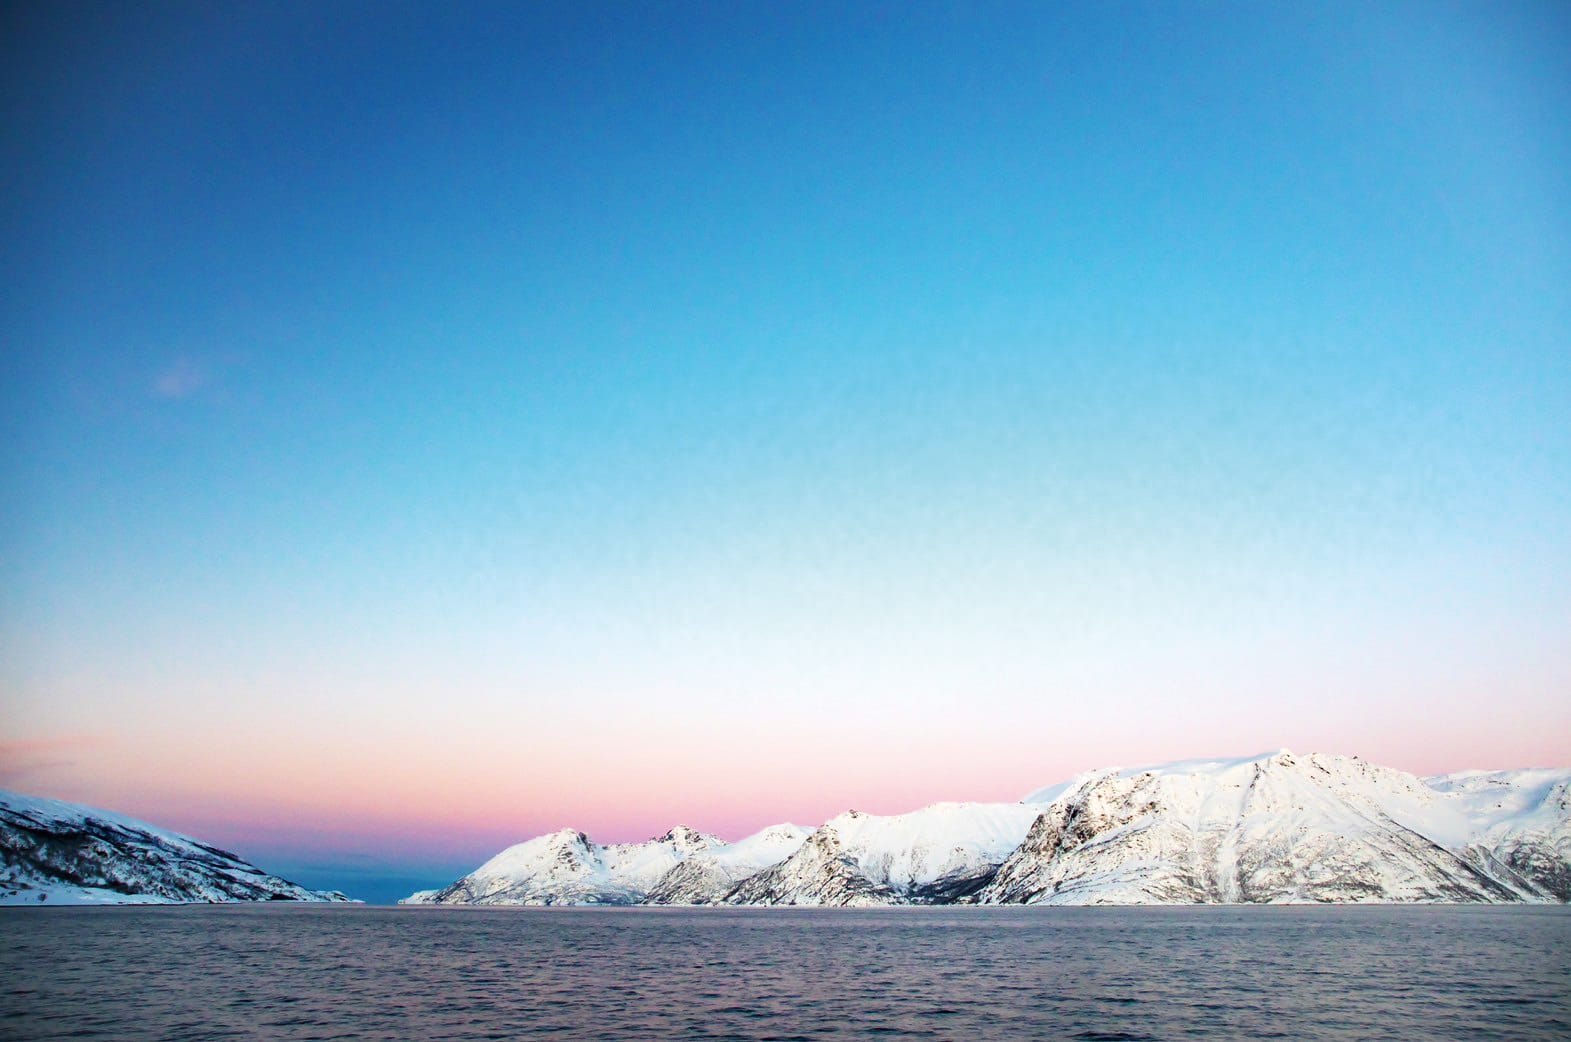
[2,2,1569,903]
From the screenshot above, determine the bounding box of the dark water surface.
[1,905,1567,1040]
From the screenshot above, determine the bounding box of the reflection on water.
[2,905,1568,1040]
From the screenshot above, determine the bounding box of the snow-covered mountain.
[645,824,810,904]
[418,825,721,905]
[979,751,1569,905]
[1426,767,1571,900]
[723,803,1042,906]
[400,888,441,905]
[406,752,1571,907]
[0,790,348,905]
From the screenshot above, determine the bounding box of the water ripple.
[0,905,1567,1040]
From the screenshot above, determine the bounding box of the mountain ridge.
[0,790,349,905]
[409,751,1571,907]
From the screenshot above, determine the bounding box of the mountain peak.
[404,754,1571,907]
[656,825,716,852]
[542,827,591,847]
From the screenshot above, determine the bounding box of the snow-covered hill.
[0,790,348,905]
[980,751,1568,905]
[646,824,810,904]
[723,802,1042,906]
[421,825,721,905]
[407,752,1571,907]
[1426,767,1571,900]
[399,888,440,905]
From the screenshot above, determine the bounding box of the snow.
[0,790,225,855]
[0,788,345,905]
[642,824,812,904]
[823,802,1043,888]
[0,885,182,907]
[1020,751,1532,853]
[398,889,440,905]
[988,752,1567,905]
[428,825,725,905]
[409,752,1571,907]
[1426,767,1571,830]
[707,824,811,872]
[715,803,1044,906]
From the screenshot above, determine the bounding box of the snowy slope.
[399,888,440,905]
[0,790,348,905]
[407,752,1571,907]
[426,825,721,905]
[646,824,810,904]
[722,802,1042,906]
[1426,767,1571,899]
[982,751,1558,905]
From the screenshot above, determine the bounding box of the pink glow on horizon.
[7,713,1569,870]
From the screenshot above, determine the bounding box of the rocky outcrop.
[0,791,347,905]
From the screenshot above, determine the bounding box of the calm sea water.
[1,905,1567,1040]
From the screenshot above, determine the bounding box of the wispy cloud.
[151,358,207,400]
[0,735,109,786]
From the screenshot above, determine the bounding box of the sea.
[1,904,1567,1040]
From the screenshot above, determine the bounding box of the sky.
[2,1,1568,904]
